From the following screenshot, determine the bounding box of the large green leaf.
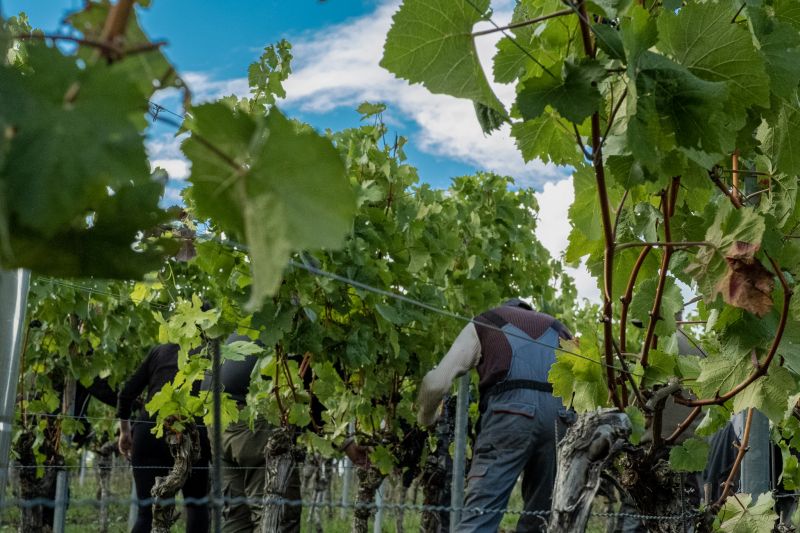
[748,6,800,100]
[775,0,800,32]
[511,113,583,167]
[0,44,177,278]
[0,45,150,235]
[693,350,751,400]
[759,94,800,176]
[6,181,176,278]
[381,0,504,114]
[548,333,609,412]
[184,104,354,310]
[717,493,777,533]
[565,165,604,264]
[517,59,606,124]
[668,437,709,472]
[629,276,683,338]
[626,51,731,172]
[732,366,796,423]
[657,1,770,108]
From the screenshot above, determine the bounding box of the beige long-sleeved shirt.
[416,323,482,426]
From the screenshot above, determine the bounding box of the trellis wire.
[139,99,655,382]
[7,463,364,471]
[0,494,702,523]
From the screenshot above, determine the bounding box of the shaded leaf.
[668,437,709,472]
[511,113,583,167]
[517,59,606,123]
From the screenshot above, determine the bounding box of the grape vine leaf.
[619,4,657,63]
[474,101,506,134]
[548,335,609,413]
[693,349,751,401]
[732,366,797,424]
[624,406,645,445]
[517,59,606,124]
[587,0,632,19]
[759,96,800,176]
[657,1,770,109]
[184,103,354,310]
[668,437,709,472]
[0,44,176,277]
[381,0,505,115]
[629,277,683,338]
[687,202,767,298]
[67,2,186,99]
[7,181,177,279]
[716,243,774,318]
[0,44,150,235]
[717,493,777,533]
[565,166,604,264]
[592,24,626,61]
[775,0,800,32]
[510,112,583,167]
[626,51,731,173]
[248,40,292,107]
[221,340,265,362]
[695,405,731,438]
[748,7,800,100]
[370,445,396,475]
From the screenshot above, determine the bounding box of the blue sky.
[9,0,491,186]
[7,0,593,299]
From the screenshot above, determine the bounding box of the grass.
[1,460,616,532]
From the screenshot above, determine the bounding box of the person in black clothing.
[201,334,370,532]
[117,343,211,533]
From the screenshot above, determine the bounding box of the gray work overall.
[458,322,574,532]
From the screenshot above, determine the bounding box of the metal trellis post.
[450,374,470,532]
[211,338,223,533]
[340,420,355,519]
[78,449,87,487]
[0,268,30,511]
[54,377,76,533]
[373,477,387,533]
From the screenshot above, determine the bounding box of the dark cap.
[502,298,533,311]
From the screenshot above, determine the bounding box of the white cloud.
[180,1,567,187]
[151,159,190,180]
[281,1,566,186]
[169,2,597,300]
[535,177,601,303]
[182,72,249,103]
[147,132,191,182]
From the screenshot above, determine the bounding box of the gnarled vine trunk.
[302,453,332,533]
[151,421,200,533]
[618,448,705,533]
[352,467,385,533]
[550,410,710,533]
[13,425,61,533]
[420,395,456,533]
[548,410,631,533]
[260,427,303,533]
[94,440,117,533]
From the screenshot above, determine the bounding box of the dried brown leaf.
[716,253,774,317]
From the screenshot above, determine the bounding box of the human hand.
[344,442,372,470]
[118,429,132,460]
